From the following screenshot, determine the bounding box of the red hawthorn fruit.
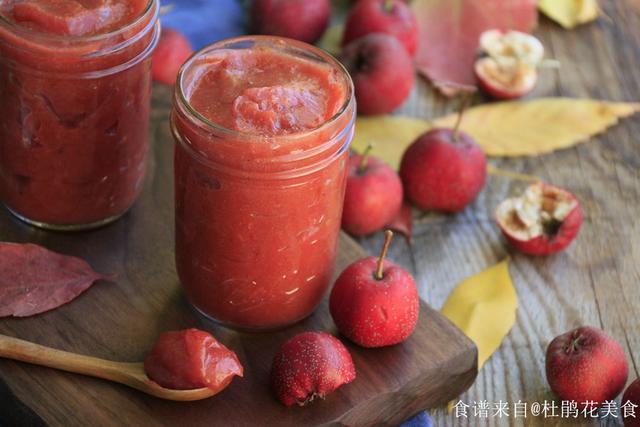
[623,378,640,427]
[343,0,418,56]
[250,0,331,44]
[340,33,414,115]
[152,28,194,85]
[495,182,583,255]
[475,57,538,100]
[399,128,487,212]
[474,30,544,100]
[330,230,419,348]
[270,331,356,406]
[341,148,404,236]
[546,326,629,406]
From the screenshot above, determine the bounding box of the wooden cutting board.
[0,86,477,427]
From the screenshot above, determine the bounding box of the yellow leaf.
[352,99,640,163]
[538,0,599,29]
[432,98,640,156]
[318,24,344,56]
[441,260,517,368]
[352,115,432,169]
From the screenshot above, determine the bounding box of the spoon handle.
[0,334,138,384]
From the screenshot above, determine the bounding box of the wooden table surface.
[0,1,638,426]
[0,81,477,426]
[0,63,478,427]
[353,1,639,426]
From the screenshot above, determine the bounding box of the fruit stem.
[383,0,394,12]
[375,230,393,280]
[538,58,561,69]
[358,144,373,174]
[486,165,541,183]
[452,92,473,142]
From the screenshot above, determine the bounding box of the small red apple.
[250,0,331,44]
[546,326,629,405]
[341,33,414,115]
[330,230,419,348]
[343,0,418,56]
[400,127,486,212]
[152,28,194,85]
[270,331,356,406]
[342,146,403,237]
[495,183,583,256]
[623,378,640,426]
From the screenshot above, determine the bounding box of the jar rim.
[175,35,356,142]
[0,0,158,54]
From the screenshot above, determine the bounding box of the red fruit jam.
[0,0,159,230]
[144,328,243,391]
[172,36,355,330]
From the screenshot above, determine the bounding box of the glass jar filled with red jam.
[0,0,159,230]
[172,36,355,330]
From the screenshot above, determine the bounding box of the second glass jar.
[0,0,159,230]
[172,36,355,330]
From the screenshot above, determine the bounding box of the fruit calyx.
[353,49,370,73]
[565,330,585,354]
[297,390,323,406]
[496,183,578,241]
[563,328,598,355]
[375,230,393,280]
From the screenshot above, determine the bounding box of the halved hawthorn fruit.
[474,58,538,100]
[495,183,583,255]
[474,29,544,100]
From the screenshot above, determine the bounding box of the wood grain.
[0,85,477,426]
[354,1,640,426]
[1,0,638,424]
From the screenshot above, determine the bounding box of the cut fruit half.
[475,29,546,100]
[495,183,583,255]
[475,57,538,100]
[479,29,544,66]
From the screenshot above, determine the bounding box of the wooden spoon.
[0,334,215,401]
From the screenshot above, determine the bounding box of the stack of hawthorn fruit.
[235,0,583,254]
[145,0,425,408]
[145,229,419,406]
[254,0,418,116]
[147,0,640,421]
[257,0,422,407]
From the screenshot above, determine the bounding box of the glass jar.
[172,36,355,330]
[0,0,160,230]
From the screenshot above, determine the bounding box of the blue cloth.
[159,0,246,49]
[402,412,433,427]
[160,2,431,426]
